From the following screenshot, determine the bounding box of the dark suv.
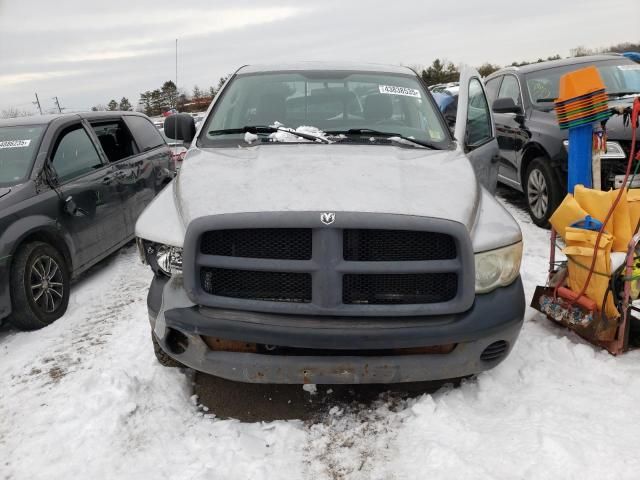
[485,54,640,226]
[0,112,172,330]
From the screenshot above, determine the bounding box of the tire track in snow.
[303,397,405,480]
[12,247,147,386]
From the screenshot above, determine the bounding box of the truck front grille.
[186,213,473,316]
[200,228,312,260]
[343,273,458,305]
[200,267,312,303]
[343,229,456,261]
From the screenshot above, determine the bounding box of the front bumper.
[148,275,525,384]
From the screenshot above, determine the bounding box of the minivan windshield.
[526,58,640,109]
[0,125,45,187]
[200,71,450,149]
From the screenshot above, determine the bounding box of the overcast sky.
[0,0,638,113]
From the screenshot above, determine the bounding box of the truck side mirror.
[164,113,196,143]
[492,97,523,115]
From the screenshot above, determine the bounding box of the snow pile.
[244,131,259,144]
[268,125,327,143]
[2,193,640,479]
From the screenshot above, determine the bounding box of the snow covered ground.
[2,190,640,480]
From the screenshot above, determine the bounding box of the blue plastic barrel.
[567,123,593,192]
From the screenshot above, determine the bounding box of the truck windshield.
[200,71,450,149]
[0,125,45,187]
[526,58,640,108]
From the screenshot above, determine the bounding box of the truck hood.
[0,187,10,200]
[176,144,480,228]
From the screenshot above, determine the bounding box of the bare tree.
[1,107,31,119]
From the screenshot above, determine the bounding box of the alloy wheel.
[30,255,65,313]
[527,168,549,219]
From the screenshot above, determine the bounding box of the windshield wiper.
[208,125,331,144]
[326,128,439,149]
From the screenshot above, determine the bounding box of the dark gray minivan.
[0,112,172,330]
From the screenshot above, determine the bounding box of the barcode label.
[0,139,31,149]
[378,85,421,97]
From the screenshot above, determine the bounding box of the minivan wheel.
[9,242,70,331]
[524,158,562,228]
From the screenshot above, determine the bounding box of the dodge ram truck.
[136,62,525,384]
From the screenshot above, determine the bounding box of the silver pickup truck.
[136,62,525,384]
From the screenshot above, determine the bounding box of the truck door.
[454,66,500,194]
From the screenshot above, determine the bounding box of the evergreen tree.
[119,97,132,111]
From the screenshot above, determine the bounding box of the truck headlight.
[138,239,183,276]
[475,242,522,294]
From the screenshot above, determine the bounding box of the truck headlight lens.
[139,239,183,276]
[475,242,522,293]
[156,245,183,276]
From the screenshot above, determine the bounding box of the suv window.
[484,76,502,103]
[91,121,138,162]
[497,75,522,106]
[466,78,493,148]
[123,115,164,152]
[52,126,104,182]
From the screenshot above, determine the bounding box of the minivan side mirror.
[164,113,196,143]
[492,97,523,115]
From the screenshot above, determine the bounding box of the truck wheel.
[151,332,184,368]
[9,242,70,331]
[524,157,562,228]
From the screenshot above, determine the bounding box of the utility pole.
[52,96,63,113]
[33,93,43,115]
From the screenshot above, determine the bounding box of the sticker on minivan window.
[378,85,421,98]
[0,139,31,149]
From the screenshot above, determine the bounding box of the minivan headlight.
[475,242,522,293]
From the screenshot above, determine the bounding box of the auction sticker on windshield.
[0,139,31,149]
[378,85,421,98]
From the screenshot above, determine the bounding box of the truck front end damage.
[141,201,525,384]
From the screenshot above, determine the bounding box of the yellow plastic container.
[549,193,589,238]
[563,227,618,319]
[574,185,615,234]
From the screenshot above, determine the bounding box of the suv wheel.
[9,242,70,331]
[524,157,562,228]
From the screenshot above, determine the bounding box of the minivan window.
[201,71,450,149]
[52,127,104,182]
[0,125,45,187]
[123,115,165,152]
[526,58,640,108]
[91,121,138,162]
